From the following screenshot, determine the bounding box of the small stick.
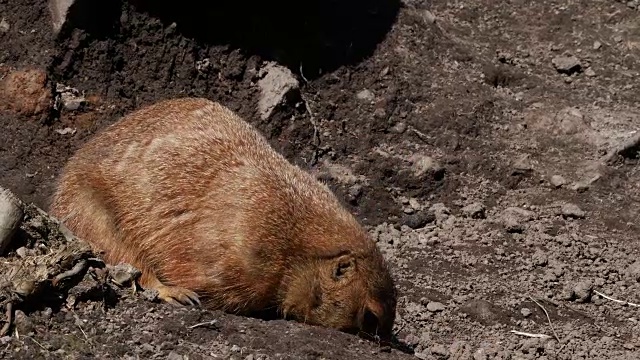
[188,320,218,329]
[510,330,552,339]
[594,290,640,307]
[51,259,88,287]
[0,302,13,336]
[529,296,561,343]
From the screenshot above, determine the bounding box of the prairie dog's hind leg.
[50,183,200,307]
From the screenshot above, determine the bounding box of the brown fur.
[49,97,397,340]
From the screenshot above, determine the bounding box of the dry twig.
[52,259,88,287]
[510,330,552,339]
[594,290,640,307]
[188,320,218,329]
[0,302,13,336]
[529,296,561,343]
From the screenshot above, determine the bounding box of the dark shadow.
[60,0,401,79]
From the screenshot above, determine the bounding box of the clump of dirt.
[2,0,640,358]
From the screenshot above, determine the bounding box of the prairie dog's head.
[281,250,397,343]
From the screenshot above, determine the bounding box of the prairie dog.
[49,97,397,341]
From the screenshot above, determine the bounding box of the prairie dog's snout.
[49,97,397,341]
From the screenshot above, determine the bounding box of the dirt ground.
[1,0,640,358]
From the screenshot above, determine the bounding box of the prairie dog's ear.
[332,254,356,280]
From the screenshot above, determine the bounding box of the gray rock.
[0,186,24,256]
[584,68,596,77]
[462,202,486,219]
[501,207,535,233]
[593,41,602,50]
[561,203,585,219]
[550,175,567,188]
[574,280,593,303]
[401,211,435,229]
[356,89,375,102]
[49,0,75,34]
[426,302,446,312]
[625,261,640,282]
[108,263,142,287]
[411,154,443,178]
[257,62,299,120]
[0,18,9,33]
[520,308,531,317]
[552,55,582,74]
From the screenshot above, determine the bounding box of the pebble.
[0,187,24,256]
[574,280,593,303]
[552,55,582,74]
[520,308,531,317]
[257,62,299,120]
[625,261,640,282]
[501,207,534,233]
[389,122,407,134]
[411,154,443,178]
[593,41,602,50]
[584,68,596,77]
[550,175,567,188]
[462,202,486,219]
[231,345,241,352]
[561,203,585,219]
[108,263,142,287]
[426,302,446,312]
[0,18,9,33]
[356,89,375,103]
[166,351,184,360]
[401,211,435,230]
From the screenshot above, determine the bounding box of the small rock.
[140,288,160,302]
[625,261,640,282]
[613,35,623,43]
[15,246,28,258]
[257,62,299,120]
[531,249,548,267]
[574,280,593,303]
[422,10,436,24]
[410,154,444,179]
[14,310,34,335]
[430,344,450,357]
[512,154,533,173]
[462,202,486,219]
[49,0,76,34]
[245,355,255,360]
[0,68,52,116]
[570,181,590,193]
[0,18,9,33]
[584,68,596,77]
[356,89,375,103]
[231,345,241,353]
[593,41,602,50]
[166,351,184,360]
[389,122,407,134]
[555,107,588,135]
[401,211,435,230]
[426,302,446,312]
[552,55,582,75]
[55,127,77,135]
[345,184,363,205]
[561,203,585,219]
[108,263,142,287]
[430,203,451,224]
[520,308,531,317]
[501,207,535,233]
[550,175,567,188]
[0,187,24,256]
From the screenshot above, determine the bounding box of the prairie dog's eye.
[332,254,355,280]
